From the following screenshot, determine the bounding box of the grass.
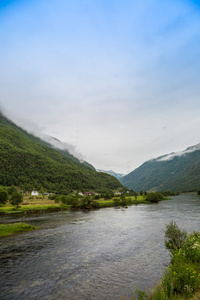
[96,196,149,208]
[0,222,38,237]
[0,194,156,215]
[0,195,69,215]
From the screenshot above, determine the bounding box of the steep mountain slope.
[120,145,200,192]
[0,112,123,193]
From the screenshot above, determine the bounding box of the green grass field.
[0,222,38,237]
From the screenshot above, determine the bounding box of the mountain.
[0,112,123,193]
[96,169,125,179]
[120,144,200,193]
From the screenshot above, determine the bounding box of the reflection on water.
[0,194,200,300]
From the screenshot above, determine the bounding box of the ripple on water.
[1,195,200,299]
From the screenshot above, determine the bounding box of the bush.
[104,193,112,200]
[164,221,187,255]
[69,197,79,208]
[0,189,8,205]
[90,201,100,208]
[162,253,200,298]
[48,194,57,200]
[150,223,200,300]
[181,232,200,263]
[145,192,164,203]
[113,197,121,206]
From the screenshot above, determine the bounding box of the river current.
[0,194,200,300]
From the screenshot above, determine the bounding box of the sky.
[1,0,200,174]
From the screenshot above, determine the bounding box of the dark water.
[0,194,200,300]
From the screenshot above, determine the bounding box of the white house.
[31,191,39,196]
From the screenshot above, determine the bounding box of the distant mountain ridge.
[120,144,200,193]
[0,111,123,193]
[96,169,125,179]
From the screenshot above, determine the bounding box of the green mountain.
[0,112,123,193]
[120,145,200,193]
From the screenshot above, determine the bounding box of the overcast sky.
[1,0,200,174]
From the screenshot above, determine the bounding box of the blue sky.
[1,0,200,173]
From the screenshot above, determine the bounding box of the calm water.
[0,194,200,300]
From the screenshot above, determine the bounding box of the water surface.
[0,194,200,299]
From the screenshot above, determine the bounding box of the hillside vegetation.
[0,112,123,193]
[120,147,200,192]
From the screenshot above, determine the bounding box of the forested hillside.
[120,145,200,193]
[0,112,123,193]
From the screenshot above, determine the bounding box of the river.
[0,194,200,300]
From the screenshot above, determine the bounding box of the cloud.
[1,104,84,161]
[156,144,200,162]
[1,0,200,173]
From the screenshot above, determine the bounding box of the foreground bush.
[165,220,187,255]
[150,223,200,300]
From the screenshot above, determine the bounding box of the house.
[43,193,55,196]
[84,192,92,196]
[114,192,121,195]
[31,191,39,196]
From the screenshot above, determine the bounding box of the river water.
[0,194,200,300]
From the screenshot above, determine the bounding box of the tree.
[10,192,23,209]
[120,194,128,206]
[8,185,17,195]
[113,197,121,206]
[0,189,8,205]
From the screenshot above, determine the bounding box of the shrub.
[48,194,57,200]
[71,198,80,208]
[113,198,121,206]
[90,201,100,208]
[104,193,112,200]
[162,253,200,298]
[182,232,200,263]
[164,221,187,255]
[150,223,200,300]
[0,189,8,205]
[145,192,164,203]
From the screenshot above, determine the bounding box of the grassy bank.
[0,195,69,215]
[0,222,38,237]
[96,197,149,208]
[0,194,163,215]
[0,204,69,215]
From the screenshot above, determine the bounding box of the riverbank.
[0,222,38,237]
[0,195,150,215]
[0,204,69,215]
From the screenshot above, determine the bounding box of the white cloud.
[156,144,200,162]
